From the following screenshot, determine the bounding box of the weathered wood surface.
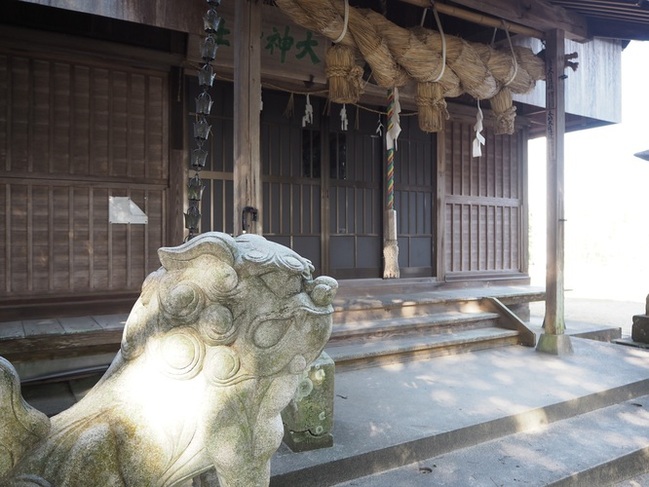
[428,0,589,41]
[396,0,545,39]
[0,42,169,299]
[233,1,263,235]
[0,316,124,362]
[15,0,594,43]
[17,0,204,36]
[543,29,567,337]
[443,119,525,277]
[513,37,622,125]
[188,1,329,91]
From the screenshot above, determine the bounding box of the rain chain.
[185,0,221,240]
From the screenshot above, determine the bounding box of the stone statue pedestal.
[282,351,335,452]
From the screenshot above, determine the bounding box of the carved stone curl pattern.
[0,232,337,487]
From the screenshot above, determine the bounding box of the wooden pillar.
[233,0,262,236]
[537,29,573,355]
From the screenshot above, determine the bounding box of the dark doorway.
[395,115,437,277]
[327,105,383,279]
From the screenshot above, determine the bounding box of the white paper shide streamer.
[472,101,485,158]
[302,94,313,127]
[340,104,348,131]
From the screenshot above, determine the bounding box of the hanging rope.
[429,2,447,83]
[333,0,350,44]
[501,20,519,87]
[386,88,397,210]
[275,0,547,133]
[383,87,400,279]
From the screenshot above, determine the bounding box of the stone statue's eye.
[260,273,302,297]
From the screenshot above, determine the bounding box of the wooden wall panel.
[1,55,167,181]
[0,56,7,171]
[72,186,90,289]
[444,120,524,276]
[0,181,167,295]
[0,185,7,290]
[0,49,169,300]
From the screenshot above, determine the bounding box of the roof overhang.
[549,0,649,41]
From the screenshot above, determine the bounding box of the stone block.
[632,315,649,344]
[536,333,574,355]
[282,351,335,452]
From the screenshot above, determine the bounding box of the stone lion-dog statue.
[0,232,337,487]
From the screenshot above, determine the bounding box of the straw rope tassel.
[383,87,400,279]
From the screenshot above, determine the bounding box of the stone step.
[327,292,532,371]
[269,338,649,487]
[329,310,501,342]
[328,287,538,366]
[328,393,649,487]
[332,298,485,326]
[331,283,545,326]
[327,324,519,372]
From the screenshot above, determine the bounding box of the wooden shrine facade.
[0,0,631,320]
[192,79,526,281]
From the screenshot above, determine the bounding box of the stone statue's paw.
[0,357,50,477]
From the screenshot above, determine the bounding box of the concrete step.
[332,296,485,325]
[269,338,649,487]
[332,282,545,326]
[330,310,499,343]
[328,394,649,487]
[327,292,531,371]
[326,323,519,372]
[327,286,535,372]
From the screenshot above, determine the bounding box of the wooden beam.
[537,28,573,355]
[397,0,544,39]
[396,0,589,41]
[233,0,262,236]
[452,0,588,41]
[16,0,205,36]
